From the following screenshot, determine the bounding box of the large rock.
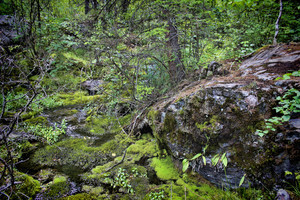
[81,79,104,95]
[142,43,300,189]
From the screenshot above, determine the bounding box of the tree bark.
[85,0,90,14]
[166,18,185,84]
[273,0,282,45]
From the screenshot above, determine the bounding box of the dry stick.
[273,0,282,45]
[103,149,127,173]
[117,117,128,135]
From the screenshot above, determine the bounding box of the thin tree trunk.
[166,18,185,84]
[37,0,41,28]
[273,0,282,45]
[92,0,98,9]
[85,0,90,14]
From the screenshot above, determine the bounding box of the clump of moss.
[196,115,218,133]
[21,111,39,120]
[127,137,159,158]
[45,175,70,198]
[151,156,180,181]
[59,193,98,200]
[82,185,104,195]
[162,113,177,133]
[87,114,132,135]
[58,91,102,106]
[147,109,161,122]
[144,178,241,200]
[24,116,48,125]
[17,173,41,198]
[33,138,119,170]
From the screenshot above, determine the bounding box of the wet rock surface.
[143,43,300,189]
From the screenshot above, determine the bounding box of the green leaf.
[212,154,220,166]
[202,156,206,166]
[282,115,290,122]
[182,159,189,172]
[292,71,300,76]
[191,153,202,160]
[239,174,246,187]
[221,153,226,161]
[285,171,293,176]
[282,74,291,80]
[222,156,228,168]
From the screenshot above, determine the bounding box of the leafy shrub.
[257,72,300,137]
[24,119,67,144]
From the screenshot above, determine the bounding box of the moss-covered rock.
[33,138,119,170]
[24,116,48,124]
[140,44,300,190]
[82,185,104,195]
[17,173,41,198]
[58,91,102,106]
[86,114,132,135]
[151,156,180,181]
[58,193,98,200]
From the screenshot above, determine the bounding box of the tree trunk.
[37,0,41,28]
[166,18,185,84]
[273,0,282,45]
[92,0,98,9]
[85,0,90,14]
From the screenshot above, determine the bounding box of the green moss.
[127,138,159,157]
[3,111,15,118]
[147,109,160,122]
[62,52,89,65]
[21,111,39,120]
[144,178,242,200]
[46,175,69,198]
[58,91,102,106]
[87,114,132,135]
[195,115,219,134]
[58,193,98,200]
[53,175,67,184]
[41,72,84,93]
[82,185,104,195]
[24,116,48,124]
[163,113,177,133]
[17,174,41,198]
[151,156,180,181]
[117,43,128,51]
[87,116,110,135]
[253,45,271,56]
[19,140,34,153]
[33,137,125,170]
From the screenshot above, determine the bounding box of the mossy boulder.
[16,173,41,198]
[33,138,120,170]
[46,175,69,198]
[141,44,300,189]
